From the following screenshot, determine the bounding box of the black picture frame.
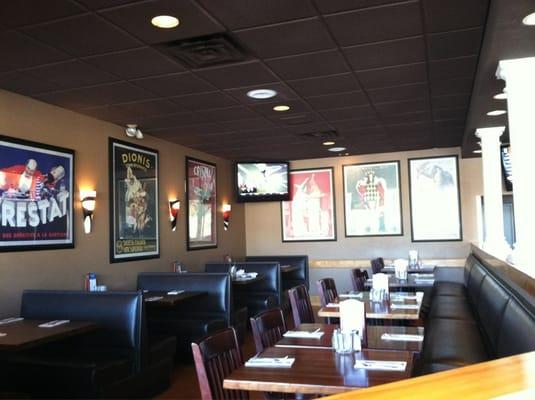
[0,134,75,252]
[186,156,217,251]
[109,138,160,262]
[280,167,337,242]
[342,160,403,237]
[408,154,463,242]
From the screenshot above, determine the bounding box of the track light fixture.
[125,124,144,139]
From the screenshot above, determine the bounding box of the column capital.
[497,57,535,81]
[475,126,506,139]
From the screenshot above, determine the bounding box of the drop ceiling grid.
[0,0,489,160]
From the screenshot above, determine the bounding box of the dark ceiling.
[0,0,490,161]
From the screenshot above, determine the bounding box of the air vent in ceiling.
[298,130,339,139]
[159,33,247,68]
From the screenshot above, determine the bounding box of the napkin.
[326,303,340,308]
[0,333,6,337]
[390,304,420,310]
[245,357,295,368]
[372,273,390,294]
[381,333,424,342]
[340,299,365,336]
[0,317,24,325]
[339,292,364,299]
[283,330,324,339]
[167,290,184,295]
[145,296,164,302]
[38,320,70,328]
[354,360,407,371]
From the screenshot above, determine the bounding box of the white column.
[475,126,511,259]
[497,57,535,273]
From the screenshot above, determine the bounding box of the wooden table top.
[318,296,422,320]
[323,351,535,400]
[276,324,424,353]
[381,264,436,274]
[364,274,435,289]
[143,290,207,307]
[0,319,96,351]
[280,264,300,273]
[224,347,414,395]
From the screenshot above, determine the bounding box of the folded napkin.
[381,333,424,342]
[0,317,24,325]
[283,330,324,339]
[390,304,420,310]
[167,290,184,295]
[38,320,70,328]
[0,333,6,337]
[339,292,363,299]
[326,303,340,308]
[245,357,295,368]
[145,296,164,302]
[354,360,407,371]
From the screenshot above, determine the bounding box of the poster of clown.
[109,139,159,262]
[0,135,74,251]
[343,161,403,237]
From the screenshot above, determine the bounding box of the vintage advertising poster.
[343,161,402,237]
[186,157,217,250]
[281,168,336,242]
[409,155,462,241]
[0,135,74,251]
[109,139,159,262]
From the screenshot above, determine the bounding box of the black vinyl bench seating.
[420,251,535,374]
[7,290,175,399]
[137,272,247,356]
[205,261,282,319]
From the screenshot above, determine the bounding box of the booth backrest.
[245,255,309,289]
[20,290,143,371]
[205,262,281,305]
[137,272,231,325]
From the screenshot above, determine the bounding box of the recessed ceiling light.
[494,93,507,100]
[322,141,335,146]
[273,105,290,112]
[247,89,277,99]
[487,110,507,116]
[151,15,179,29]
[328,147,346,152]
[522,12,535,25]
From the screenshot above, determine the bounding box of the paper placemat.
[390,304,420,310]
[145,296,164,302]
[245,357,295,368]
[167,290,184,295]
[0,333,6,337]
[38,320,70,328]
[0,317,24,325]
[354,360,406,371]
[381,333,424,342]
[340,293,364,299]
[283,330,324,339]
[326,303,340,308]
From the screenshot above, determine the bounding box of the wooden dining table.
[276,323,424,353]
[0,318,96,352]
[224,346,414,395]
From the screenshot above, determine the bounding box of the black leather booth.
[8,290,175,398]
[420,252,535,375]
[205,262,281,318]
[137,272,239,356]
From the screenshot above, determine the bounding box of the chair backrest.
[246,255,309,289]
[250,308,287,353]
[316,278,338,307]
[192,328,248,400]
[370,257,384,274]
[288,285,315,327]
[350,268,369,292]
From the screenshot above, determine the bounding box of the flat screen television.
[501,145,513,192]
[236,161,290,202]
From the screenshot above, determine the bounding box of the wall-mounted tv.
[501,145,513,192]
[236,161,290,202]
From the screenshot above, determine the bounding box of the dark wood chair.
[191,328,248,400]
[250,308,287,353]
[350,268,369,292]
[288,284,315,327]
[371,257,385,274]
[316,278,338,307]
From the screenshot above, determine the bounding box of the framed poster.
[343,161,403,237]
[409,155,462,242]
[0,135,74,251]
[281,167,336,242]
[109,138,159,262]
[186,157,217,250]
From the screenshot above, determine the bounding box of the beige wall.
[0,89,246,316]
[245,147,483,261]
